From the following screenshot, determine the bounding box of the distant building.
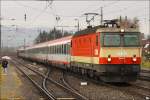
[142,38,150,55]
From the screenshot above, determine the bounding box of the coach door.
[89,34,98,64]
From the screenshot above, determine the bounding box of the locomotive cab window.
[102,32,140,47]
[103,34,120,47]
[124,34,140,47]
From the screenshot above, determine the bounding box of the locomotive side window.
[96,35,98,46]
[104,34,120,46]
[71,40,72,47]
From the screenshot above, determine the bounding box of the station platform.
[0,63,24,100]
[0,62,42,100]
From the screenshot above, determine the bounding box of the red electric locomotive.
[18,19,142,82]
[70,20,141,82]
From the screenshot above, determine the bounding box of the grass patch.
[0,64,2,84]
[0,64,2,74]
[141,59,150,69]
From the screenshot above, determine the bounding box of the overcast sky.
[1,0,150,47]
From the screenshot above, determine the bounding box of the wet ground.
[0,62,43,100]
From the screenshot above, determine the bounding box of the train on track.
[17,19,142,82]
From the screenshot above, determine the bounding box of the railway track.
[139,70,150,81]
[11,60,56,100]
[131,83,150,92]
[141,70,150,73]
[139,75,150,81]
[42,68,57,100]
[12,58,88,100]
[65,71,150,99]
[62,71,79,93]
[13,57,150,99]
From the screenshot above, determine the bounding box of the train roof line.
[23,35,72,50]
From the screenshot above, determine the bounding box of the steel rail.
[62,71,88,100]
[65,71,150,99]
[131,83,150,92]
[12,58,87,100]
[140,70,150,81]
[42,68,57,100]
[141,70,150,73]
[139,75,150,81]
[11,61,56,100]
[14,57,149,99]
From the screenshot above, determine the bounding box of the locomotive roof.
[73,26,97,37]
[73,25,139,37]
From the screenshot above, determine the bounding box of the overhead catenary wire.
[12,2,44,27]
[31,0,54,23]
[11,1,149,31]
[14,1,56,26]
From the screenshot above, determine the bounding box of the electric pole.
[24,38,26,50]
[24,14,27,21]
[100,7,103,25]
[75,18,79,31]
[24,13,26,49]
[0,18,1,56]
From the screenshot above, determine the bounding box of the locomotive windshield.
[103,32,140,47]
[103,34,120,46]
[124,34,139,46]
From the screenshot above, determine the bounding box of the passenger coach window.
[68,43,70,54]
[52,46,54,54]
[59,45,61,54]
[56,45,58,54]
[54,46,56,54]
[50,46,51,54]
[64,44,67,54]
[61,45,63,54]
[104,34,120,46]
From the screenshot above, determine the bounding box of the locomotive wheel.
[88,70,94,78]
[81,69,85,75]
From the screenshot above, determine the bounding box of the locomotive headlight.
[121,29,125,32]
[108,55,111,62]
[132,55,137,62]
[133,58,137,62]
